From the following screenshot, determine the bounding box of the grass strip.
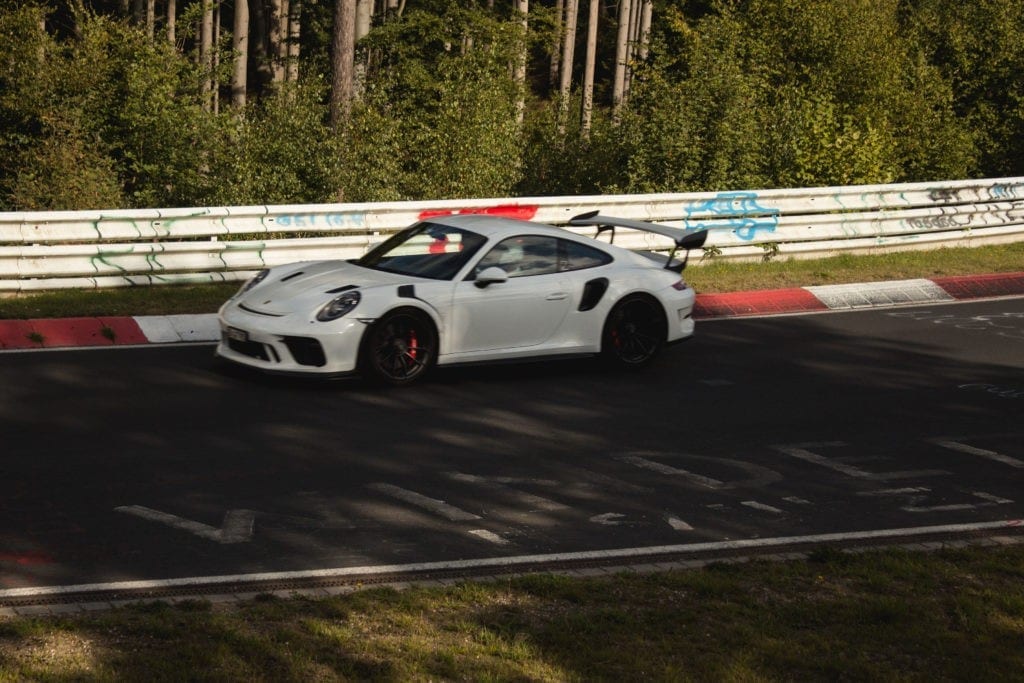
[1,243,1022,320]
[1,544,1022,681]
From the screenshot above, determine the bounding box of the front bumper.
[215,304,368,375]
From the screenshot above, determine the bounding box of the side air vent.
[579,278,609,312]
[398,284,416,298]
[281,271,305,282]
[325,284,358,294]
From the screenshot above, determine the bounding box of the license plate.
[226,326,249,342]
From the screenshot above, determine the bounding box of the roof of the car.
[422,213,581,240]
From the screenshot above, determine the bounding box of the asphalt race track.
[2,298,1022,599]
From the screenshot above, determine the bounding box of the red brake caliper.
[408,329,418,361]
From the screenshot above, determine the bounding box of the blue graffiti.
[987,183,1023,200]
[681,192,780,241]
[276,213,366,229]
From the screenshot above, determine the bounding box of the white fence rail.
[1,177,1022,292]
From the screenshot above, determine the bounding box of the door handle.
[546,292,568,301]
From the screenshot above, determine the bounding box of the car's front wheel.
[360,308,438,385]
[601,294,666,367]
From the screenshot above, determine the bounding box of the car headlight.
[237,269,270,296]
[316,291,361,321]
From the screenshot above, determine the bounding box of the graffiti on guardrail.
[928,181,1024,204]
[906,214,973,230]
[271,213,366,229]
[986,182,1024,200]
[417,204,540,221]
[680,192,780,241]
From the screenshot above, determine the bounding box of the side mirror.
[475,266,509,288]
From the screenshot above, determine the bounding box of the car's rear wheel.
[360,308,438,385]
[602,294,666,367]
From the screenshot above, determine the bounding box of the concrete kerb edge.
[3,531,1021,618]
[2,272,1022,350]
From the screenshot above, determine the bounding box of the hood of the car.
[238,260,415,316]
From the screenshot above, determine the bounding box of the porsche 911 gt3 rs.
[216,212,708,384]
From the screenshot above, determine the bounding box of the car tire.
[601,294,667,368]
[359,307,438,386]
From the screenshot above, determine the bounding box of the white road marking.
[971,491,1013,504]
[741,501,783,514]
[858,487,931,497]
[485,476,560,486]
[7,519,1020,599]
[666,516,694,531]
[115,506,254,544]
[617,455,724,489]
[901,491,1013,513]
[930,439,1024,469]
[468,529,510,545]
[783,497,812,505]
[590,513,627,526]
[902,502,977,513]
[772,443,948,480]
[367,483,481,522]
[446,472,568,511]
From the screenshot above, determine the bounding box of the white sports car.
[216,212,707,384]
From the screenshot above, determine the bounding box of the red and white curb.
[692,271,1024,319]
[1,272,1022,350]
[0,314,219,350]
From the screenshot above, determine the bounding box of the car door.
[449,235,573,353]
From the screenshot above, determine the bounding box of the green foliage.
[210,83,343,206]
[906,0,1024,177]
[617,8,774,193]
[0,0,1021,211]
[348,7,527,200]
[9,111,125,210]
[519,99,627,196]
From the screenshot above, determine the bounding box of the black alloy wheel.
[602,294,666,367]
[362,308,437,385]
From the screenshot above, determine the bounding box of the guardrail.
[1,176,1022,292]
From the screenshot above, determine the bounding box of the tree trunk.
[580,0,598,136]
[145,0,155,38]
[287,0,301,82]
[356,0,371,40]
[214,0,221,113]
[200,0,214,111]
[355,0,372,93]
[557,0,578,128]
[330,0,357,129]
[278,0,290,80]
[611,0,631,119]
[251,0,272,89]
[549,0,562,91]
[623,0,640,100]
[232,0,250,108]
[167,0,176,45]
[513,0,528,125]
[269,0,285,82]
[638,0,652,61]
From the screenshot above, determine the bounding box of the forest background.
[1,0,1022,213]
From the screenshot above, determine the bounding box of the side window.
[559,239,613,272]
[475,236,559,278]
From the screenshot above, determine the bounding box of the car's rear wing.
[568,211,708,272]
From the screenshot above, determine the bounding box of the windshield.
[355,222,488,280]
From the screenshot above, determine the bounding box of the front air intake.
[282,336,327,367]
